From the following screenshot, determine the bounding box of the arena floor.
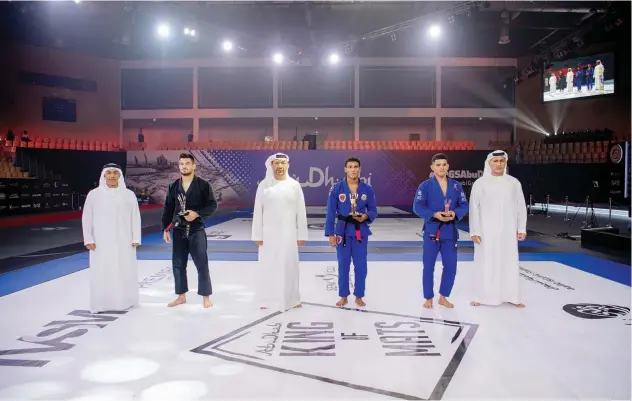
[0,207,630,400]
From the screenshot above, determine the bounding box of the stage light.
[184,28,196,36]
[74,0,81,3]
[428,25,441,38]
[272,53,284,64]
[328,53,340,65]
[157,24,170,39]
[222,40,233,51]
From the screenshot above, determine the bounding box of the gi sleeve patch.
[339,194,346,202]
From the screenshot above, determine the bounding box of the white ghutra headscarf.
[261,152,290,184]
[483,150,508,177]
[99,163,126,191]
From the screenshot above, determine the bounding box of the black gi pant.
[172,228,212,296]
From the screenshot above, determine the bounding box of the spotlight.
[157,24,170,39]
[328,53,340,65]
[74,0,81,3]
[222,40,233,52]
[272,53,284,64]
[184,28,196,37]
[428,25,441,38]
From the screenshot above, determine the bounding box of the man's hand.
[132,242,140,248]
[329,235,337,247]
[163,230,172,244]
[86,243,96,251]
[184,210,199,222]
[517,232,527,241]
[297,240,305,246]
[432,212,451,222]
[255,241,263,246]
[471,235,482,244]
[353,214,368,222]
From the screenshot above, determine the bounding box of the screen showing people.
[542,52,614,103]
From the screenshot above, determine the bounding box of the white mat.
[0,259,628,400]
[206,217,470,242]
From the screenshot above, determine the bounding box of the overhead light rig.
[336,1,483,53]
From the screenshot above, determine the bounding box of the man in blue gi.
[325,157,378,308]
[413,153,469,309]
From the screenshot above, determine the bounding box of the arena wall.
[0,44,120,143]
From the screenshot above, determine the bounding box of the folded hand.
[184,210,199,222]
[353,214,368,222]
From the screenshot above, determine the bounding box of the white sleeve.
[81,191,95,245]
[296,183,308,241]
[131,192,142,244]
[468,181,482,237]
[515,180,528,234]
[251,184,264,241]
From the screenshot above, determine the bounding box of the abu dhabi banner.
[126,150,489,206]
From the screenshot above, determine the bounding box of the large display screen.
[542,52,615,103]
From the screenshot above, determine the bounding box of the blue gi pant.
[336,236,368,298]
[422,238,457,299]
[172,228,212,296]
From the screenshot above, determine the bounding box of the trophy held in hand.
[174,194,191,238]
[441,198,452,218]
[350,193,361,216]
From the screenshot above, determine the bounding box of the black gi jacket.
[161,176,218,232]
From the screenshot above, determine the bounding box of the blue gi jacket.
[413,176,468,241]
[325,179,378,238]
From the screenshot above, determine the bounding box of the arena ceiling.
[1,1,627,63]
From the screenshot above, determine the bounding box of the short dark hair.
[345,157,361,167]
[179,153,195,163]
[431,153,448,164]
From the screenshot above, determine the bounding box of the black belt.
[337,214,363,247]
[425,218,458,242]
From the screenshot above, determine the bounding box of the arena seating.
[0,151,28,179]
[489,131,627,164]
[522,139,613,163]
[128,139,476,151]
[2,138,120,152]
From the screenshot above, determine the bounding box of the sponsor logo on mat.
[191,303,478,400]
[563,303,630,321]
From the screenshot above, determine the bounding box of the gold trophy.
[350,193,360,216]
[176,194,190,238]
[441,198,452,217]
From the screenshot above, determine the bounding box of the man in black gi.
[162,153,218,308]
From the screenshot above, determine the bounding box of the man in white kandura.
[82,163,142,313]
[468,150,527,308]
[251,153,308,312]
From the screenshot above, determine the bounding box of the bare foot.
[438,296,454,308]
[509,302,526,308]
[203,297,213,308]
[470,301,481,307]
[294,303,302,308]
[168,296,186,307]
[423,299,433,309]
[336,297,348,307]
[355,297,366,307]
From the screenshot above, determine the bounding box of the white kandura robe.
[252,172,308,312]
[468,164,527,305]
[82,179,141,313]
